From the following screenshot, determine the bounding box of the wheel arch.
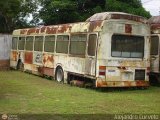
[55,63,64,73]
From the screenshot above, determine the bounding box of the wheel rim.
[56,69,63,82]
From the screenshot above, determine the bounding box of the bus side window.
[70,34,87,55]
[34,36,43,51]
[56,35,69,53]
[18,37,25,50]
[88,34,97,56]
[151,36,159,55]
[26,36,34,51]
[12,37,18,50]
[44,35,55,52]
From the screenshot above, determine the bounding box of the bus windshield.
[111,34,144,58]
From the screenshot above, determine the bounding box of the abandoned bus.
[148,16,160,85]
[10,12,150,87]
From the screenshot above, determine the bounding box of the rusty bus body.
[10,12,150,87]
[148,16,160,85]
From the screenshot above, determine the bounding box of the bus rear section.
[91,12,150,87]
[148,16,160,85]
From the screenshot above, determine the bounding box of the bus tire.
[55,66,64,83]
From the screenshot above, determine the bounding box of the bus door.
[85,33,98,76]
[150,35,160,73]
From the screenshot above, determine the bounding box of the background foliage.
[0,0,151,33]
[0,0,39,33]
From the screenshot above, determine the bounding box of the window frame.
[111,34,145,58]
[56,34,69,54]
[87,34,97,57]
[150,35,159,55]
[69,33,87,56]
[18,36,26,50]
[44,35,56,53]
[12,37,18,50]
[25,36,34,51]
[34,35,44,52]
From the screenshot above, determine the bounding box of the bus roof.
[12,22,101,36]
[148,16,160,32]
[12,12,147,36]
[86,12,147,23]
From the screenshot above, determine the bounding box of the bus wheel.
[55,67,64,83]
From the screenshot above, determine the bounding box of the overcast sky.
[141,0,160,16]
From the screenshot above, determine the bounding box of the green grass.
[0,71,160,114]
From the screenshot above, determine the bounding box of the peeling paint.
[96,79,149,87]
[11,51,18,61]
[43,53,54,68]
[24,52,33,64]
[148,16,160,33]
[11,12,150,88]
[86,12,147,23]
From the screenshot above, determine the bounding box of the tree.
[39,0,106,25]
[39,0,78,25]
[39,0,151,25]
[0,0,21,33]
[105,0,151,18]
[0,0,151,32]
[0,0,39,33]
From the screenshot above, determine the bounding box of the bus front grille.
[135,69,145,80]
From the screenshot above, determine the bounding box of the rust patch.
[86,12,146,23]
[38,67,43,75]
[123,81,132,86]
[11,51,18,61]
[125,24,132,33]
[20,29,28,35]
[70,80,85,87]
[119,60,145,67]
[89,21,102,32]
[24,52,33,64]
[57,24,72,33]
[96,80,149,87]
[150,24,160,30]
[40,26,46,33]
[39,67,54,77]
[27,28,36,35]
[36,28,40,34]
[111,14,144,23]
[26,28,41,35]
[46,26,58,34]
[135,81,149,87]
[148,16,160,31]
[148,16,160,24]
[96,80,108,87]
[43,54,54,68]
